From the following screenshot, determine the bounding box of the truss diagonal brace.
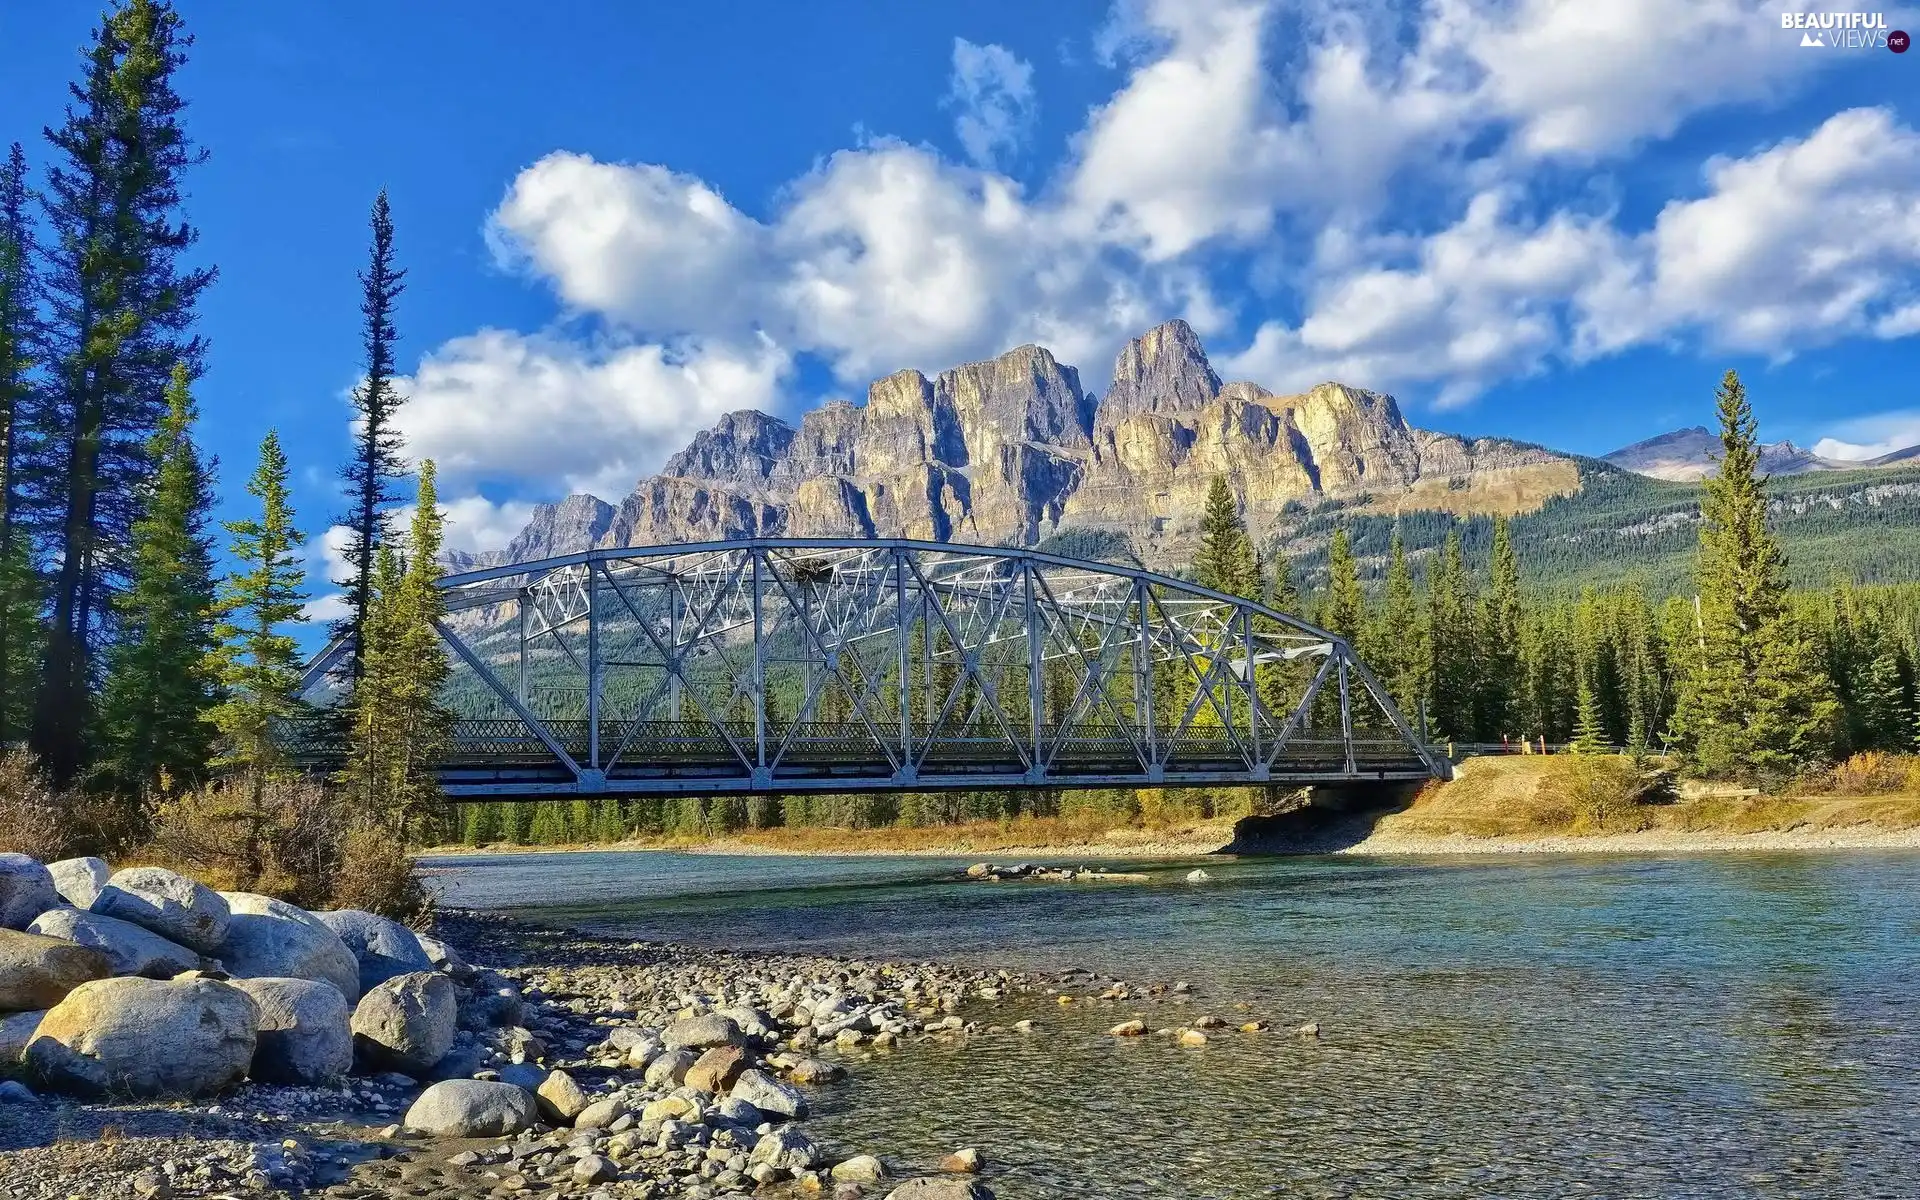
[433,618,583,779]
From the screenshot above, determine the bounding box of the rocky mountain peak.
[661,409,796,493]
[1099,319,1221,430]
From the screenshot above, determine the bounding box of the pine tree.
[1572,677,1606,753]
[1367,529,1424,718]
[1670,370,1838,777]
[206,431,307,789]
[97,363,218,797]
[1318,528,1364,641]
[343,462,453,841]
[1475,517,1523,739]
[29,0,213,782]
[0,143,41,746]
[1194,475,1255,598]
[334,190,408,683]
[1425,528,1475,740]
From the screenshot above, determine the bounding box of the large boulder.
[662,1012,745,1051]
[230,977,352,1085]
[217,893,360,1001]
[351,971,456,1077]
[730,1068,808,1120]
[25,976,258,1097]
[535,1068,590,1123]
[0,929,110,1010]
[27,909,202,979]
[885,1181,995,1200]
[90,868,230,954]
[644,1047,696,1087]
[414,933,470,978]
[403,1079,537,1137]
[686,1044,750,1093]
[46,858,110,911]
[0,1009,44,1066]
[316,910,434,994]
[749,1126,821,1173]
[0,855,57,931]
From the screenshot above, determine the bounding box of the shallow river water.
[433,849,1920,1198]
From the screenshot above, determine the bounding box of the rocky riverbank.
[1,849,1212,1200]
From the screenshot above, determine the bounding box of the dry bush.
[143,774,348,907]
[1560,757,1660,833]
[331,821,436,926]
[0,753,71,859]
[1821,752,1915,796]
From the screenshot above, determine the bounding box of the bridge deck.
[286,718,1437,798]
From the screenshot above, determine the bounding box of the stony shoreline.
[414,821,1920,865]
[3,871,1194,1200]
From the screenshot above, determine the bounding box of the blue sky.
[2,1,1918,588]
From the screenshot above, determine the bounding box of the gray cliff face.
[483,320,1572,567]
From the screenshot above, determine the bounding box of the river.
[432,849,1920,1198]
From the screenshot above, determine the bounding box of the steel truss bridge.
[290,538,1449,798]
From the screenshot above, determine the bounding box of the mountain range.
[448,319,1920,594]
[1600,426,1920,481]
[457,320,1577,571]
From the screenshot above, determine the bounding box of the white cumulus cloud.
[946,39,1037,169]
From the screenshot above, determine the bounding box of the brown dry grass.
[1357,460,1582,520]
[1386,753,1920,841]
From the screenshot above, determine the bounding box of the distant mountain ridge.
[1600,425,1915,481]
[453,320,1576,572]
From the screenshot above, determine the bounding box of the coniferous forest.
[5,1,1920,867]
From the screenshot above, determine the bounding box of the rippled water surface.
[435,849,1920,1198]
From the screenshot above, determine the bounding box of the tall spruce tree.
[1669,370,1838,777]
[1476,517,1523,739]
[1319,528,1364,642]
[97,363,217,797]
[343,462,451,841]
[1194,475,1255,598]
[207,431,307,789]
[334,189,408,683]
[29,0,213,782]
[1425,527,1475,740]
[0,143,41,745]
[1365,529,1424,719]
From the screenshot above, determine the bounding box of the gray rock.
[0,928,110,1010]
[644,1047,696,1086]
[572,1154,616,1184]
[535,1067,590,1122]
[719,1005,777,1040]
[25,976,258,1097]
[1185,868,1212,883]
[90,868,231,954]
[458,987,523,1031]
[573,1095,626,1129]
[662,1012,744,1051]
[749,1126,820,1172]
[832,1154,888,1183]
[0,1078,36,1103]
[414,932,471,978]
[495,1062,548,1091]
[403,1079,537,1137]
[217,893,361,1001]
[716,1095,761,1124]
[730,1068,808,1120]
[27,908,202,979]
[0,1009,45,1064]
[230,976,352,1085]
[350,971,456,1077]
[421,1043,489,1082]
[0,854,57,931]
[315,910,434,993]
[885,1180,994,1200]
[46,858,110,910]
